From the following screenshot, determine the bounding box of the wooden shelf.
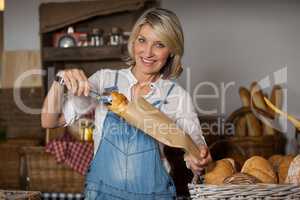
[42,46,124,62]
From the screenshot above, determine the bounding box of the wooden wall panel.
[1,50,42,88]
[0,11,3,88]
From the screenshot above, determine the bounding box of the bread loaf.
[224,158,236,170]
[238,86,262,136]
[205,158,236,185]
[235,116,247,137]
[262,119,276,136]
[239,87,251,107]
[245,113,262,136]
[285,155,300,184]
[223,172,261,184]
[268,154,284,173]
[270,85,283,118]
[241,156,277,183]
[250,82,275,135]
[278,155,294,183]
[108,91,129,115]
[250,82,268,111]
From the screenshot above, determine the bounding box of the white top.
[62,67,206,170]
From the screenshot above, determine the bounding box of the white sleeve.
[62,70,104,126]
[174,89,206,146]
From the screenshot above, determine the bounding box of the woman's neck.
[131,67,160,85]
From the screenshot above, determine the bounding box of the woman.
[42,8,211,200]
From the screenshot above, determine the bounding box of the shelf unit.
[40,1,156,92]
[42,46,125,62]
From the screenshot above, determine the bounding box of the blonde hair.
[127,8,184,79]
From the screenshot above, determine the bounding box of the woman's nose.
[144,44,154,57]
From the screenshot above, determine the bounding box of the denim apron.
[84,71,176,200]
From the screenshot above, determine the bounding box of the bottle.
[42,193,50,200]
[51,192,58,200]
[67,193,74,200]
[84,126,93,142]
[110,27,122,46]
[59,193,66,200]
[79,120,86,141]
[75,193,82,200]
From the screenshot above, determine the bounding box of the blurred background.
[0,0,300,199]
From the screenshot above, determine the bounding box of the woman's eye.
[138,38,145,43]
[156,43,165,48]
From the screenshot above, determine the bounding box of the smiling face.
[133,24,172,76]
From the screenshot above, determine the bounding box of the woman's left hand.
[184,145,212,175]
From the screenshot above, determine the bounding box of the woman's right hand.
[60,69,91,96]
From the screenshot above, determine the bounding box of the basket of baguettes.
[217,82,286,169]
[189,155,300,199]
[189,82,300,199]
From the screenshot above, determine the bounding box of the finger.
[190,156,200,165]
[198,157,210,166]
[67,70,79,94]
[190,160,204,171]
[199,146,208,158]
[190,162,204,175]
[62,71,72,91]
[74,70,86,96]
[78,70,90,96]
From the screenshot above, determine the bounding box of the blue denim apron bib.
[84,71,176,200]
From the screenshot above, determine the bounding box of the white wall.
[161,0,300,153]
[4,0,300,152]
[4,0,82,50]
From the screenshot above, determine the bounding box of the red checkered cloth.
[45,133,94,175]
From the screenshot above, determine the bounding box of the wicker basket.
[208,133,285,170]
[21,146,85,193]
[0,190,41,200]
[189,184,300,199]
[0,139,40,190]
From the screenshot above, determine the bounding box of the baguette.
[245,113,262,136]
[235,116,247,137]
[239,86,262,136]
[239,87,251,107]
[250,82,275,135]
[270,85,283,117]
[250,82,268,111]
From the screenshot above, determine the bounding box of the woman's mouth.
[141,57,156,66]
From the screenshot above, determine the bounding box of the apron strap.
[104,70,119,93]
[114,70,119,88]
[158,82,176,110]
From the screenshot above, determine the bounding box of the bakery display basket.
[188,184,300,199]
